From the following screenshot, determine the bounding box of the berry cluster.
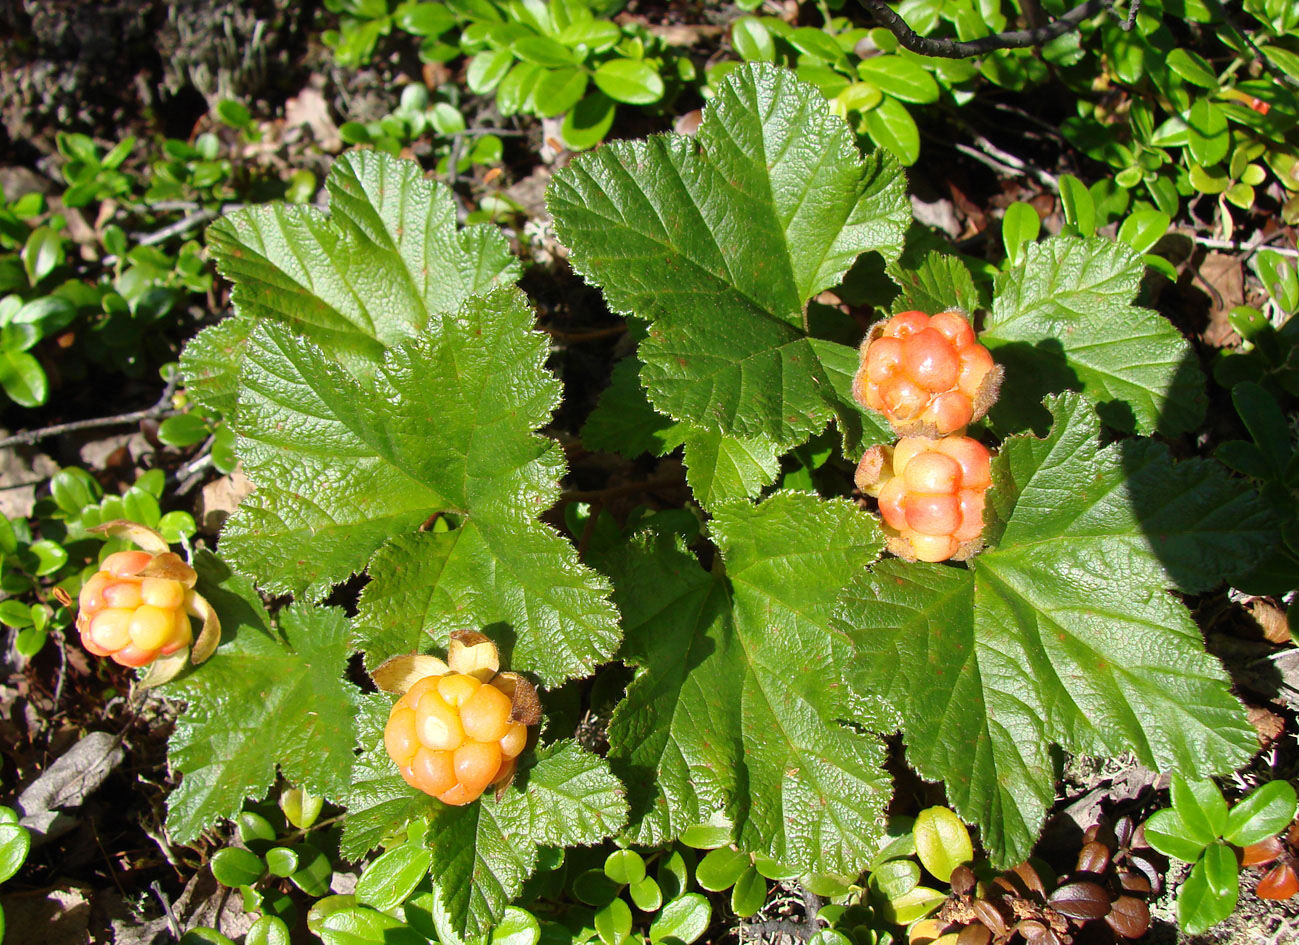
[376,631,540,807]
[853,310,1001,438]
[863,436,991,563]
[77,550,194,667]
[853,310,1000,562]
[385,671,529,805]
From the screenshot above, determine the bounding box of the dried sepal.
[854,444,893,497]
[371,654,451,694]
[491,757,519,800]
[137,552,198,587]
[88,519,171,555]
[185,590,222,664]
[448,629,500,680]
[137,648,191,689]
[492,672,542,725]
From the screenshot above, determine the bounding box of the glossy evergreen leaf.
[597,492,894,873]
[835,393,1263,867]
[549,63,908,451]
[1223,780,1299,847]
[161,553,361,843]
[982,237,1205,436]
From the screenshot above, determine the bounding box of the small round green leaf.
[879,885,946,924]
[356,844,432,911]
[1171,775,1229,845]
[290,842,333,897]
[730,866,767,918]
[1002,202,1040,266]
[0,350,48,407]
[649,893,710,945]
[561,92,617,150]
[0,600,34,628]
[867,857,920,900]
[594,897,632,945]
[211,847,265,887]
[246,915,291,945]
[695,847,750,891]
[1188,98,1229,167]
[732,18,775,62]
[236,811,277,847]
[1058,173,1096,237]
[1167,48,1217,88]
[1118,209,1171,253]
[863,96,919,166]
[28,539,67,577]
[157,413,212,447]
[513,36,575,68]
[856,56,939,104]
[604,849,646,886]
[536,67,589,118]
[913,807,973,883]
[1179,842,1239,936]
[179,930,236,945]
[1143,809,1207,862]
[629,875,662,912]
[574,868,622,906]
[678,823,731,849]
[0,821,31,884]
[158,511,198,543]
[490,906,541,945]
[265,846,299,878]
[593,59,664,105]
[1223,780,1298,847]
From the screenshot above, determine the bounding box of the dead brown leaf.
[1198,251,1245,347]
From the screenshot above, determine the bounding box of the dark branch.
[0,375,178,450]
[857,0,1107,58]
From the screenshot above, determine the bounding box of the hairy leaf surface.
[223,288,618,685]
[163,553,360,842]
[597,492,894,873]
[835,393,1267,866]
[982,238,1204,436]
[549,63,908,449]
[192,149,518,383]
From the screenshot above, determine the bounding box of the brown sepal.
[494,672,542,726]
[371,654,451,694]
[88,519,170,555]
[491,757,519,800]
[854,445,893,496]
[970,363,1005,423]
[53,587,72,607]
[137,552,198,587]
[448,629,500,680]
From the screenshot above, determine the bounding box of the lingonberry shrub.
[853,309,1002,437]
[855,435,992,562]
[376,631,540,806]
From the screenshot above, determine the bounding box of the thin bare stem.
[857,0,1106,58]
[0,375,178,450]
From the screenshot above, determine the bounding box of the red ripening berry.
[856,435,993,563]
[852,310,1002,437]
[77,550,195,667]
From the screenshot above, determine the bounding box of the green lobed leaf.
[581,358,688,459]
[835,393,1263,867]
[549,63,909,451]
[681,427,781,509]
[596,492,895,873]
[343,699,625,939]
[162,553,361,843]
[982,236,1205,436]
[195,149,519,389]
[223,288,617,684]
[886,251,980,316]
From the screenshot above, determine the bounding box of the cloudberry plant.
[855,435,993,563]
[853,310,1002,437]
[58,520,220,685]
[376,631,540,806]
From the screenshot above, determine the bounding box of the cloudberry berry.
[856,436,993,563]
[62,521,220,682]
[376,631,540,806]
[853,310,1002,437]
